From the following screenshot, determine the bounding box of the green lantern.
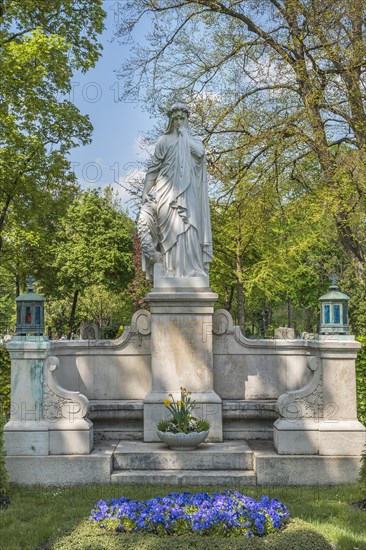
[319,276,349,335]
[15,277,46,336]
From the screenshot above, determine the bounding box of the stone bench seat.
[89,400,144,441]
[223,400,278,440]
[87,399,278,441]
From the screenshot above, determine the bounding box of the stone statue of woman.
[138,103,212,281]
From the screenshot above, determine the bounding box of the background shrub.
[0,345,10,420]
[0,408,9,508]
[356,337,366,426]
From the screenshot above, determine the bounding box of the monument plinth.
[143,278,222,441]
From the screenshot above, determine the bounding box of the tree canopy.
[0,0,105,261]
[119,0,366,279]
[114,0,366,334]
[50,187,135,338]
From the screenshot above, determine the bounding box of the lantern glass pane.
[25,306,32,324]
[324,305,330,324]
[343,303,348,324]
[333,304,340,324]
[35,306,41,324]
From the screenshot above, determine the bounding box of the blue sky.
[69,1,154,209]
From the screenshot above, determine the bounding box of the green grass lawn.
[0,484,365,550]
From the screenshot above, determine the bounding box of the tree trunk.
[236,279,245,334]
[262,303,272,338]
[236,232,245,333]
[224,285,234,312]
[305,308,314,333]
[287,298,291,327]
[335,214,365,280]
[67,289,79,340]
[15,274,20,297]
[99,292,103,331]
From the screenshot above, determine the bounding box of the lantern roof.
[319,284,349,302]
[15,277,46,303]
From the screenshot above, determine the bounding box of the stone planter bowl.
[156,430,209,450]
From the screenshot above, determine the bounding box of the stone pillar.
[274,336,366,455]
[4,336,50,456]
[143,279,223,442]
[4,337,93,456]
[318,335,366,455]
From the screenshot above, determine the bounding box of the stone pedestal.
[274,336,366,455]
[4,338,93,456]
[4,337,50,456]
[143,279,222,442]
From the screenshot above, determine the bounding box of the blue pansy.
[89,490,289,537]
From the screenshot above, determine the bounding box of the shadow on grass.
[46,519,333,550]
[273,486,366,549]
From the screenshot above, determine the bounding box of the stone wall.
[51,310,152,401]
[50,309,312,403]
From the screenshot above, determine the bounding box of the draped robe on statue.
[142,128,212,278]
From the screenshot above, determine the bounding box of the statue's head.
[165,102,190,133]
[167,102,190,117]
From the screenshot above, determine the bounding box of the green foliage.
[0,270,15,335]
[118,1,366,334]
[0,1,106,260]
[196,419,210,432]
[356,337,366,427]
[128,234,152,311]
[0,345,10,420]
[159,388,210,433]
[359,445,366,501]
[116,325,125,339]
[209,161,342,335]
[41,187,135,337]
[0,397,9,504]
[102,323,123,340]
[0,0,106,339]
[156,420,170,432]
[54,188,134,294]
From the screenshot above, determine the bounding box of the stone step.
[113,441,253,471]
[110,469,256,486]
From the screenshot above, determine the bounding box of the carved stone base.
[49,419,93,454]
[274,418,366,455]
[4,421,49,456]
[318,421,366,456]
[153,263,209,289]
[274,419,320,455]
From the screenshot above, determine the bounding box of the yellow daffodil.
[163,399,171,406]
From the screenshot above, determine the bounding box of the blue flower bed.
[89,491,290,537]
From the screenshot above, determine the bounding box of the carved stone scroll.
[44,356,93,454]
[130,310,151,336]
[44,356,90,422]
[276,356,323,421]
[212,309,234,335]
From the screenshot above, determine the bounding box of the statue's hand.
[152,251,163,263]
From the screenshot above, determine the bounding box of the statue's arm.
[189,135,204,159]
